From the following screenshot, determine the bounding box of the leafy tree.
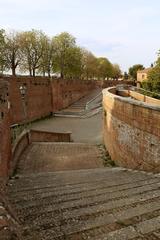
[129,64,144,81]
[19,29,47,76]
[64,46,83,78]
[81,49,98,79]
[112,64,122,80]
[38,37,54,77]
[143,53,160,93]
[0,29,6,74]
[4,31,22,76]
[0,28,121,79]
[97,57,113,80]
[124,71,129,80]
[52,32,82,78]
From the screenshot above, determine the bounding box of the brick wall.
[102,80,135,89]
[2,77,96,124]
[0,80,11,179]
[1,76,134,125]
[7,77,52,124]
[103,86,160,173]
[51,79,96,111]
[30,129,71,143]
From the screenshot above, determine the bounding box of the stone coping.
[102,85,160,112]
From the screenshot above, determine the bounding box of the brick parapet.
[103,85,160,172]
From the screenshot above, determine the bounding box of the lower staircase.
[7,142,160,240]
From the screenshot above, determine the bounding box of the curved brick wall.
[103,85,160,173]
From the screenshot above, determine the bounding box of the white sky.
[0,0,160,72]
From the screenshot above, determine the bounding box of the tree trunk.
[48,68,51,78]
[60,71,64,79]
[12,67,16,76]
[33,68,35,77]
[29,68,32,76]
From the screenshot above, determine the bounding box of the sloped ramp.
[16,142,104,174]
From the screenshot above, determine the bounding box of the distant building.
[137,68,152,83]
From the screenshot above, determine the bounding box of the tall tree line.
[0,29,121,79]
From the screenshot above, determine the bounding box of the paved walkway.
[31,88,103,144]
[31,112,103,144]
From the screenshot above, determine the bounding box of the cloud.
[0,0,160,71]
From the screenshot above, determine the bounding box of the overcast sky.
[0,0,160,71]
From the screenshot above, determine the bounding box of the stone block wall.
[103,86,160,173]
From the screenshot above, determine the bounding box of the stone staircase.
[54,89,102,118]
[8,167,160,240]
[5,87,160,239]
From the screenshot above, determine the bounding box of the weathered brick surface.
[11,131,30,177]
[29,129,71,143]
[0,81,22,240]
[51,78,96,112]
[5,77,96,124]
[103,86,160,172]
[2,76,134,125]
[0,80,11,179]
[8,77,52,124]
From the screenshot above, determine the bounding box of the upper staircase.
[54,89,102,118]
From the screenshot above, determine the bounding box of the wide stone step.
[8,167,160,239]
[8,168,154,195]
[13,180,160,213]
[9,177,158,205]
